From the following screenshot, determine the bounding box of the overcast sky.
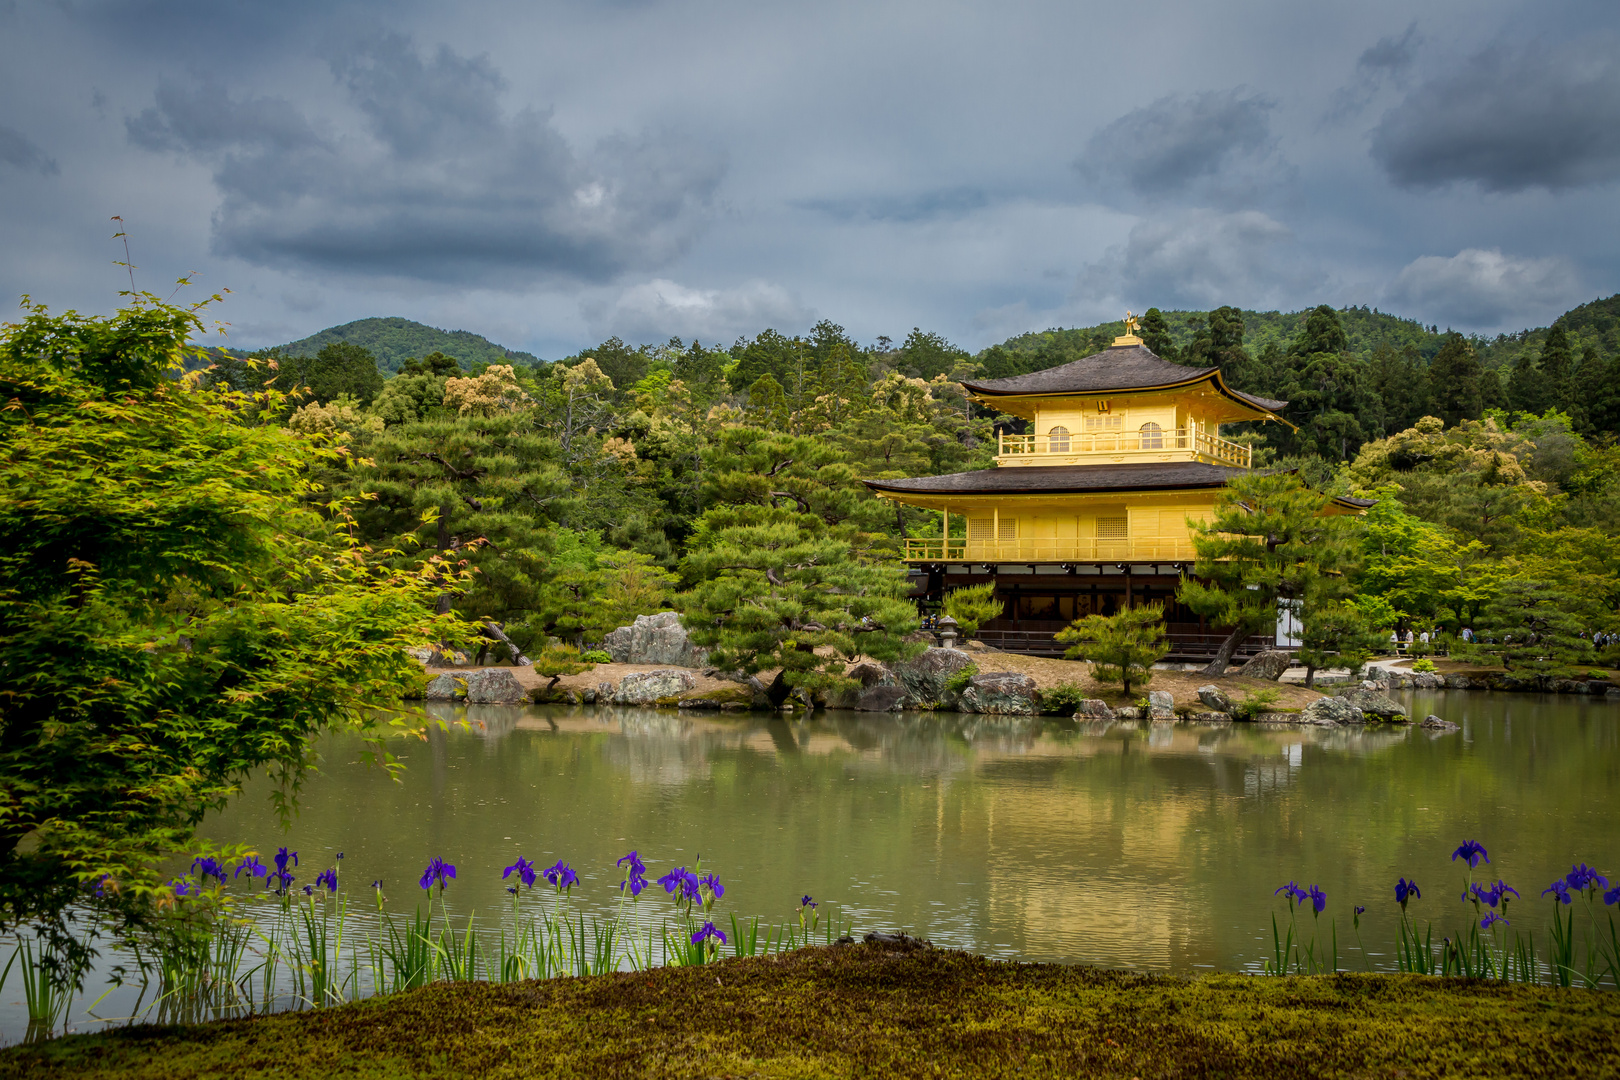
[3,0,1617,358]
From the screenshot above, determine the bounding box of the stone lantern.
[936,615,959,650]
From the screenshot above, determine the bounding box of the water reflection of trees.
[406,704,1419,780]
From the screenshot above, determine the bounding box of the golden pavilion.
[863,318,1369,659]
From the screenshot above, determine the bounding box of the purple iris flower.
[1565,864,1610,894]
[316,868,338,893]
[504,857,537,889]
[800,895,817,909]
[420,857,456,891]
[271,870,295,895]
[303,884,314,897]
[1605,886,1620,906]
[235,857,268,880]
[172,879,193,899]
[191,856,227,884]
[275,847,298,874]
[1395,878,1420,908]
[620,870,649,897]
[617,851,646,874]
[1543,880,1573,905]
[1480,912,1508,931]
[660,867,700,903]
[1308,885,1327,914]
[1451,840,1489,869]
[1354,906,1366,916]
[1274,882,1309,906]
[691,921,728,946]
[699,873,724,903]
[543,861,578,892]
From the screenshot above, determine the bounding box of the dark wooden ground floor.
[909,564,1283,662]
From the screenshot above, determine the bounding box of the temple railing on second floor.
[997,429,1250,467]
[903,537,1197,563]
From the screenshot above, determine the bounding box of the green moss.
[6,944,1617,1078]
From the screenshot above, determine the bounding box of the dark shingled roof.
[961,343,1288,413]
[864,461,1247,497]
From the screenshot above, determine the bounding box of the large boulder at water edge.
[464,668,528,704]
[1146,689,1175,720]
[1073,699,1115,719]
[1238,650,1293,681]
[602,611,709,668]
[1300,696,1364,726]
[959,672,1041,715]
[610,669,698,705]
[1336,687,1408,721]
[424,673,466,701]
[825,662,899,711]
[1421,714,1460,731]
[887,647,975,709]
[1197,684,1233,712]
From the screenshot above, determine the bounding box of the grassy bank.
[5,941,1617,1079]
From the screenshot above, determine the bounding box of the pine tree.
[1178,471,1361,676]
[1054,604,1171,698]
[1538,324,1575,414]
[1426,333,1483,427]
[678,505,920,706]
[1138,307,1178,360]
[943,582,1003,638]
[1465,578,1594,685]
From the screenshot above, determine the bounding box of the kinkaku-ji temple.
[864,316,1372,662]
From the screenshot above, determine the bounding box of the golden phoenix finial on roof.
[1123,311,1140,336]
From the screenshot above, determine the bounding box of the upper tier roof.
[961,343,1288,413]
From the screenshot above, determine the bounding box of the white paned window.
[1047,425,1070,452]
[998,519,1018,540]
[1139,421,1164,449]
[1097,516,1128,538]
[968,518,994,539]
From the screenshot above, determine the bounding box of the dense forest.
[208,293,1620,664]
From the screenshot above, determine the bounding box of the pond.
[7,690,1618,1040]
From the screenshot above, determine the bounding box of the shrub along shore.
[4,941,1618,1079]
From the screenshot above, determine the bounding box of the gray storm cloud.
[1384,248,1580,329]
[126,33,725,286]
[1371,35,1620,192]
[0,123,58,175]
[1076,89,1278,202]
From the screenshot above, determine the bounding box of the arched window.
[1139,421,1163,449]
[1047,425,1070,453]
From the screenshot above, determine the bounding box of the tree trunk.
[481,620,533,666]
[1201,625,1248,678]
[1304,664,1317,690]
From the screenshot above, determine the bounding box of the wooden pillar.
[942,505,949,559]
[1125,565,1133,610]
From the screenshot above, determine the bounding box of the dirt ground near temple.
[950,644,1324,708]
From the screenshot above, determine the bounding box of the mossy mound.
[6,944,1617,1078]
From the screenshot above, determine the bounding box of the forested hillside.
[275,317,540,371]
[184,292,1620,668]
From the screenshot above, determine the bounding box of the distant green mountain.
[990,296,1619,373]
[273,317,541,373]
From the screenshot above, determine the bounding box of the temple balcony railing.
[996,429,1251,468]
[902,537,1197,563]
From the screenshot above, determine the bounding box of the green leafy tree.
[677,506,920,706]
[1464,578,1595,684]
[1179,472,1361,676]
[1054,604,1170,697]
[746,373,791,430]
[897,328,968,381]
[0,295,464,983]
[943,582,1003,637]
[398,351,463,377]
[1296,601,1383,689]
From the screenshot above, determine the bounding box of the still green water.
[197,690,1620,972]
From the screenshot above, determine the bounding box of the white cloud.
[1075,208,1307,315]
[1383,248,1581,330]
[585,279,812,344]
